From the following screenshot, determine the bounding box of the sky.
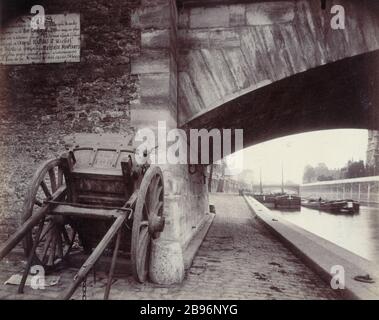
[229,129,369,185]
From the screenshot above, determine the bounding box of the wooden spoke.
[153,201,163,216]
[40,180,52,199]
[37,223,77,268]
[156,185,163,196]
[41,233,53,264]
[40,220,54,242]
[152,185,163,212]
[148,175,159,209]
[34,199,43,207]
[61,227,71,244]
[47,233,57,266]
[57,167,63,187]
[143,204,150,219]
[64,230,77,255]
[48,168,57,193]
[56,232,64,259]
[136,227,150,280]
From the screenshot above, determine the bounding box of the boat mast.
[281,163,284,194]
[260,168,263,194]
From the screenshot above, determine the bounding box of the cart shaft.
[0,206,48,261]
[59,213,127,300]
[0,185,66,262]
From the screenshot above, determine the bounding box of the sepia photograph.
[0,0,378,311]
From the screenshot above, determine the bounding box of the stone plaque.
[0,13,80,65]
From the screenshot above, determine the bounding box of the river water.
[270,205,379,262]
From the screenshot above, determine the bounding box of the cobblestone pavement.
[0,194,339,300]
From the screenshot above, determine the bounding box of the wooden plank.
[72,168,124,178]
[60,153,76,203]
[64,134,134,150]
[121,158,135,198]
[131,50,170,75]
[76,194,126,206]
[48,200,129,211]
[51,204,123,219]
[245,2,295,26]
[74,179,125,196]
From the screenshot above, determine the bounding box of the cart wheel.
[131,166,165,283]
[22,158,78,270]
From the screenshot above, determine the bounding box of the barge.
[301,198,360,214]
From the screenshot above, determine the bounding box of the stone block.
[139,73,171,104]
[141,30,170,49]
[178,71,205,117]
[229,4,246,27]
[246,2,295,26]
[209,30,241,48]
[178,8,189,29]
[189,6,230,29]
[131,50,170,74]
[149,239,184,285]
[132,4,171,29]
[130,108,177,129]
[161,195,182,240]
[178,30,210,50]
[141,0,169,6]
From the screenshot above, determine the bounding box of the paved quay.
[0,194,339,300]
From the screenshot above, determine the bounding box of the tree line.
[303,160,376,183]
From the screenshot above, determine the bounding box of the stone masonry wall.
[163,164,209,248]
[177,0,379,126]
[131,0,209,249]
[0,0,140,242]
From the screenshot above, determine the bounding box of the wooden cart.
[0,133,165,299]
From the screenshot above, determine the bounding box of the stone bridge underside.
[178,0,379,149]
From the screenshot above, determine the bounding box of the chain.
[82,275,87,300]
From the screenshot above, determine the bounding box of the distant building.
[207,163,252,193]
[367,130,379,174]
[235,169,254,185]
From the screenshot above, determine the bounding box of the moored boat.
[274,194,301,210]
[321,199,360,214]
[253,193,277,205]
[301,198,360,214]
[301,198,321,210]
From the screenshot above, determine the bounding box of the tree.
[346,160,366,178]
[303,165,316,183]
[314,163,330,178]
[317,175,334,181]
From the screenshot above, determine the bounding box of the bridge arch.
[178,0,379,154]
[183,51,379,150]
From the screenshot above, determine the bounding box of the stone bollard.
[149,238,184,285]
